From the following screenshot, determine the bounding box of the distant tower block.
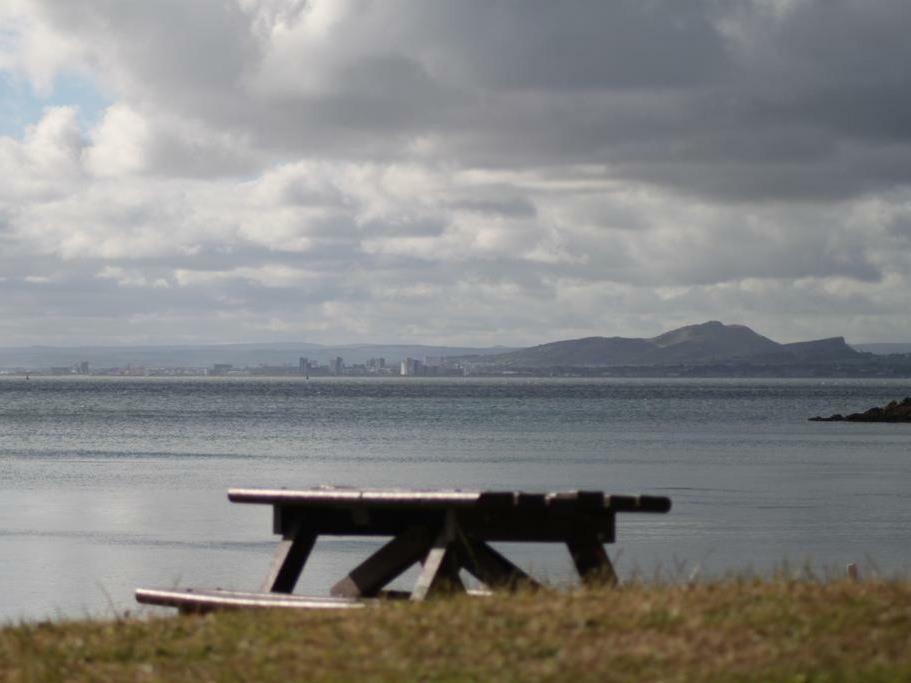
[332,357,344,375]
[401,357,422,376]
[299,357,308,374]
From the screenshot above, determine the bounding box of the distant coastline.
[3,321,911,378]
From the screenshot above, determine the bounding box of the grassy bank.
[2,578,910,682]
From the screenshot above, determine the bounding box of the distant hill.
[476,321,864,368]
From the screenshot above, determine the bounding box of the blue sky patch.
[0,70,111,138]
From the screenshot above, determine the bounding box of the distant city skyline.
[3,2,911,347]
[3,320,911,378]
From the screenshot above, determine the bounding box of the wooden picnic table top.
[227,487,672,514]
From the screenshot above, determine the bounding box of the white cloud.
[23,106,84,176]
[84,104,148,176]
[0,0,86,95]
[23,274,52,284]
[96,265,169,288]
[174,264,319,289]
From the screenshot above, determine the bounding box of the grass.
[1,578,910,682]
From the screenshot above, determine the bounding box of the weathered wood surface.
[240,487,668,596]
[271,505,615,542]
[243,488,669,544]
[260,526,317,593]
[229,488,671,514]
[230,488,482,508]
[457,538,538,590]
[409,512,463,601]
[137,487,671,612]
[135,588,366,614]
[331,524,437,598]
[567,535,619,586]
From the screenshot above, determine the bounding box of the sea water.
[1,376,909,621]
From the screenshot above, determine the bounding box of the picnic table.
[136,487,671,613]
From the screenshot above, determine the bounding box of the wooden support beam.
[261,527,318,593]
[331,524,436,598]
[410,512,465,601]
[457,538,539,590]
[410,544,464,601]
[566,536,618,586]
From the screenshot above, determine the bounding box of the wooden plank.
[231,488,362,503]
[331,524,436,598]
[136,588,365,613]
[476,491,516,507]
[361,491,481,505]
[515,492,548,509]
[232,487,671,509]
[566,536,618,585]
[229,488,482,508]
[231,487,671,514]
[261,528,317,593]
[457,538,540,590]
[458,508,614,543]
[576,490,606,508]
[605,495,672,513]
[272,506,614,542]
[547,491,604,510]
[410,544,463,601]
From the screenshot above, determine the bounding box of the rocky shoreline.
[809,397,911,422]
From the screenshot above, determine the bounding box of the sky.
[1,0,910,347]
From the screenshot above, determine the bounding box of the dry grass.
[1,578,910,682]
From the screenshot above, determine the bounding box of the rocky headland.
[809,397,911,422]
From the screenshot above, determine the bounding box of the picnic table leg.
[262,526,318,593]
[410,542,462,601]
[566,535,618,586]
[458,538,540,591]
[410,512,465,601]
[331,524,436,598]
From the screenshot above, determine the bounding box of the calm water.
[1,376,910,621]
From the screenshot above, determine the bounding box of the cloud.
[0,0,86,95]
[9,0,911,196]
[83,104,148,176]
[0,1,910,345]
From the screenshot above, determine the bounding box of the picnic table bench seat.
[135,588,367,614]
[136,487,671,613]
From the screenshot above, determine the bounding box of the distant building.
[299,357,309,374]
[400,357,423,376]
[332,356,344,375]
[420,356,466,376]
[211,363,233,376]
[78,361,90,375]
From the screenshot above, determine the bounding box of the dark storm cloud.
[412,0,729,90]
[21,0,911,200]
